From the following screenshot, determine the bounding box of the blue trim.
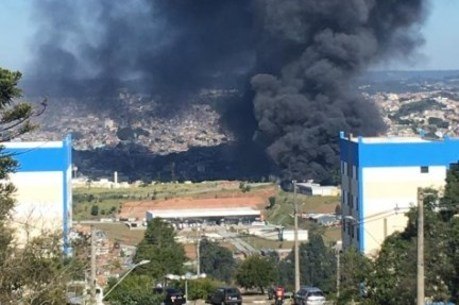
[360,138,459,168]
[358,166,364,252]
[340,134,459,168]
[63,134,72,255]
[5,147,68,172]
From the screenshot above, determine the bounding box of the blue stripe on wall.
[340,135,459,168]
[3,134,72,172]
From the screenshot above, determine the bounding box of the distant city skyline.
[1,0,458,72]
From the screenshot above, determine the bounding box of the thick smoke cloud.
[28,0,428,183]
[251,0,427,182]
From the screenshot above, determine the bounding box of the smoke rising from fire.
[28,0,428,183]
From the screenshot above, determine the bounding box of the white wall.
[361,165,446,255]
[9,171,64,243]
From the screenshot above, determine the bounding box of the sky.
[0,0,459,72]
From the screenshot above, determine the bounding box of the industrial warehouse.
[120,196,265,229]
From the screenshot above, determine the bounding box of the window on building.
[348,193,353,209]
[351,225,355,238]
[341,161,344,175]
[420,166,429,173]
[356,196,359,211]
[347,163,353,178]
[356,227,360,242]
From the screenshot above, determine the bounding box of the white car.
[294,287,326,305]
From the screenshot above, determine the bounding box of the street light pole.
[293,180,300,293]
[103,260,150,301]
[417,188,424,305]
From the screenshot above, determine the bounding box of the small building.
[340,131,459,256]
[281,229,308,242]
[296,181,340,196]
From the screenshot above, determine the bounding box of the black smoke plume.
[27,0,428,183]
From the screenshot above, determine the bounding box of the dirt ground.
[119,187,277,220]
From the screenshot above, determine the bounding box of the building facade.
[3,135,72,253]
[340,131,459,256]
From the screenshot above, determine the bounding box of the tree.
[441,162,459,219]
[199,238,236,282]
[0,68,74,304]
[298,233,336,293]
[90,204,99,216]
[105,274,163,305]
[0,68,45,140]
[133,218,187,279]
[366,190,454,305]
[337,247,372,305]
[236,254,276,293]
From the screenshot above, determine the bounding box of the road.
[217,228,259,254]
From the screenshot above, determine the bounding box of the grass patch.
[90,223,145,246]
[239,235,294,250]
[265,191,339,227]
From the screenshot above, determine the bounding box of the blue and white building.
[3,135,72,253]
[340,132,459,256]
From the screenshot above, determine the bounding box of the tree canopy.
[236,254,276,293]
[133,218,187,279]
[199,238,236,282]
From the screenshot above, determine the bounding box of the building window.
[356,196,359,211]
[420,166,429,173]
[348,193,353,209]
[356,226,360,241]
[347,163,353,178]
[351,225,355,238]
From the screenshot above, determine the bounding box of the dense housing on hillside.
[340,131,459,255]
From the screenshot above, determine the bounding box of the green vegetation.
[236,254,277,293]
[265,191,339,226]
[134,218,187,279]
[105,275,162,305]
[199,239,236,282]
[107,218,188,304]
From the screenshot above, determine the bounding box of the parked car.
[206,287,242,305]
[153,287,186,305]
[293,287,325,305]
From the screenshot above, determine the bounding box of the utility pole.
[336,247,340,298]
[417,188,424,305]
[293,180,300,292]
[196,231,201,276]
[90,225,97,305]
